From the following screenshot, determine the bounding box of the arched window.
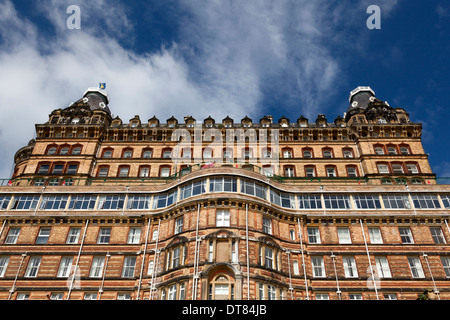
[346,165,358,177]
[282,148,293,159]
[97,165,109,177]
[208,273,235,300]
[142,148,153,158]
[399,146,411,155]
[342,148,354,158]
[122,148,133,158]
[322,148,333,158]
[162,148,172,159]
[302,148,313,158]
[325,165,337,177]
[71,146,82,155]
[387,146,397,155]
[102,148,114,158]
[117,165,130,177]
[59,146,70,155]
[304,165,316,177]
[46,146,58,155]
[374,146,385,155]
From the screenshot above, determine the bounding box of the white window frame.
[343,256,358,278]
[375,256,392,278]
[368,227,383,244]
[216,209,230,227]
[90,256,105,278]
[25,257,41,277]
[57,257,73,278]
[408,257,425,278]
[311,256,325,278]
[337,227,352,244]
[127,227,141,244]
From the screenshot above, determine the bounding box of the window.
[90,256,105,278]
[441,194,450,208]
[66,227,81,244]
[349,294,363,300]
[209,177,237,192]
[47,147,57,155]
[0,257,9,277]
[97,227,112,244]
[323,195,351,209]
[163,150,172,158]
[311,256,325,277]
[411,194,440,209]
[267,285,276,300]
[68,195,97,210]
[5,227,20,244]
[60,147,70,155]
[127,195,151,210]
[325,167,336,177]
[103,150,113,158]
[16,293,30,300]
[122,256,136,278]
[216,209,230,227]
[283,149,293,158]
[66,164,78,174]
[25,257,41,277]
[118,166,130,177]
[298,195,322,209]
[399,227,414,244]
[270,189,295,208]
[343,257,358,278]
[36,227,51,244]
[406,164,419,174]
[368,227,383,244]
[57,257,73,277]
[284,166,295,177]
[374,147,385,155]
[52,164,64,174]
[152,189,177,209]
[127,227,141,244]
[117,293,131,300]
[168,284,177,300]
[304,166,316,177]
[430,227,446,244]
[408,257,425,278]
[353,194,381,209]
[382,194,411,209]
[303,150,312,158]
[142,149,153,158]
[0,196,11,210]
[160,166,171,177]
[40,196,68,210]
[384,294,397,300]
[11,196,39,210]
[387,147,397,155]
[307,227,321,244]
[72,147,82,155]
[343,149,353,158]
[347,166,358,177]
[262,217,272,234]
[84,293,97,300]
[147,261,154,275]
[98,195,125,210]
[391,164,404,174]
[441,257,450,278]
[293,260,300,275]
[203,148,213,159]
[223,150,232,159]
[38,164,50,174]
[175,217,184,234]
[400,147,410,155]
[97,166,109,177]
[263,166,274,177]
[375,256,392,278]
[263,247,274,268]
[241,180,266,200]
[337,227,352,244]
[315,293,329,300]
[180,180,206,200]
[377,164,389,174]
[122,150,133,158]
[323,150,333,158]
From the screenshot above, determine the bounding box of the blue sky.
[0,0,449,179]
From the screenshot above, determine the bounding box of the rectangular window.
[90,256,105,278]
[347,167,357,177]
[375,256,392,278]
[66,164,78,174]
[262,217,272,234]
[97,227,111,244]
[353,194,381,209]
[440,194,450,208]
[307,227,321,244]
[68,195,97,210]
[284,167,295,177]
[50,293,64,300]
[117,293,131,300]
[411,194,441,209]
[298,195,322,209]
[175,217,184,234]
[0,196,11,210]
[36,227,51,244]
[406,164,419,174]
[97,195,125,210]
[152,189,178,209]
[337,227,352,244]
[311,256,325,277]
[39,196,68,210]
[391,164,404,174]
[84,293,97,300]
[430,227,446,244]
[38,164,50,174]
[382,194,411,209]
[0,257,9,277]
[264,247,273,269]
[160,167,170,177]
[293,260,300,275]
[139,167,150,177]
[98,167,109,177]
[16,293,30,300]
[399,227,414,244]
[368,227,383,244]
[11,196,39,210]
[126,195,151,210]
[377,164,389,174]
[408,257,425,278]
[343,257,358,278]
[168,284,177,300]
[315,293,329,300]
[383,294,397,300]
[25,257,41,277]
[268,285,276,300]
[5,227,20,244]
[305,167,315,177]
[270,189,295,208]
[171,247,181,268]
[52,164,64,174]
[180,180,206,200]
[127,227,141,244]
[326,167,336,177]
[323,195,351,209]
[57,257,73,278]
[349,294,363,300]
[66,227,81,244]
[118,167,129,177]
[209,177,237,193]
[122,256,136,278]
[216,209,230,227]
[241,180,266,200]
[441,257,450,278]
[259,283,264,300]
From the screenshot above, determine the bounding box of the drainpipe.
[8,253,27,300]
[149,219,161,300]
[297,218,309,300]
[423,253,440,300]
[287,250,293,300]
[67,219,89,300]
[98,253,111,299]
[246,203,250,300]
[137,220,151,299]
[192,203,201,300]
[330,252,342,300]
[360,219,379,300]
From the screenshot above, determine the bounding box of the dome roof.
[79,87,111,114]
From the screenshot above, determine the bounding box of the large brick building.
[0,86,448,300]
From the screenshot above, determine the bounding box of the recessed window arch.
[282,147,293,159]
[117,165,130,177]
[142,148,153,158]
[97,165,109,177]
[59,145,70,155]
[162,148,172,159]
[322,148,333,158]
[374,144,386,155]
[399,145,411,155]
[71,145,82,155]
[208,272,235,300]
[386,145,398,155]
[122,148,133,158]
[325,165,338,177]
[302,148,313,159]
[46,145,58,155]
[102,148,114,158]
[342,148,354,158]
